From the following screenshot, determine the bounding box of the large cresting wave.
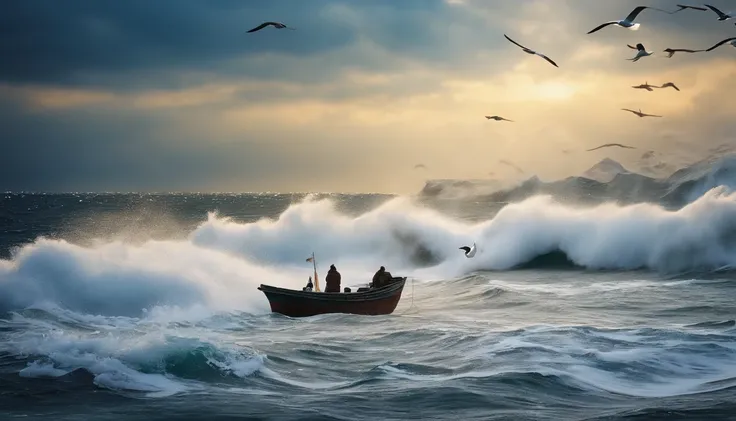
[3,186,736,318]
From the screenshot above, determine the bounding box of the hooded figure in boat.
[325,264,342,292]
[372,266,393,289]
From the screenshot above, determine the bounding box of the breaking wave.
[4,178,736,319]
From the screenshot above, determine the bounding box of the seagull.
[656,82,680,91]
[632,82,656,91]
[246,21,295,33]
[486,115,514,122]
[499,159,525,175]
[704,4,733,20]
[663,47,704,58]
[621,108,662,118]
[414,164,427,170]
[704,37,736,51]
[586,143,636,152]
[503,34,559,68]
[587,6,668,34]
[627,43,654,62]
[670,4,708,13]
[459,243,477,258]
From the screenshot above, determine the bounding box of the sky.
[1,0,734,194]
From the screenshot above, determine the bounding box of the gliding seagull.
[627,43,654,62]
[621,108,662,118]
[459,243,477,258]
[586,143,636,152]
[246,21,295,33]
[704,4,733,20]
[503,34,559,67]
[587,6,668,34]
[486,115,514,122]
[704,37,736,52]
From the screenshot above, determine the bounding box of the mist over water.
[3,155,736,420]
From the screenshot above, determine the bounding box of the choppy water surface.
[3,157,736,420]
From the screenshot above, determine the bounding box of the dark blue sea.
[3,156,736,420]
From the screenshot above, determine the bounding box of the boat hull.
[257,277,407,317]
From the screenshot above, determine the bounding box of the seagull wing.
[625,6,649,21]
[627,44,638,49]
[704,4,728,18]
[586,143,635,151]
[679,4,708,11]
[504,34,530,51]
[587,21,618,34]
[706,37,736,51]
[466,243,477,258]
[246,22,275,33]
[642,113,662,117]
[536,53,559,67]
[621,108,638,114]
[636,43,645,51]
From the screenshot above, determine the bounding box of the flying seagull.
[621,108,662,118]
[503,34,559,68]
[486,115,514,122]
[587,6,668,34]
[627,43,654,62]
[704,4,733,20]
[459,243,477,258]
[499,159,525,175]
[704,37,736,51]
[414,164,427,170]
[656,82,680,91]
[246,21,295,33]
[586,143,636,152]
[632,82,656,91]
[670,4,708,13]
[663,47,704,58]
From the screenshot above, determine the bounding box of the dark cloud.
[0,0,484,90]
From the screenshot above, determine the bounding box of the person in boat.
[302,276,313,292]
[371,266,393,289]
[324,264,341,292]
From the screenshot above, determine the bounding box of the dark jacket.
[372,269,384,288]
[372,269,393,289]
[325,268,341,292]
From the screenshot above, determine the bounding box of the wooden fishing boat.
[257,277,407,317]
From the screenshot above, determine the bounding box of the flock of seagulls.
[479,3,734,153]
[245,5,734,260]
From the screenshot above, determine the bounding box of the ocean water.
[3,157,736,420]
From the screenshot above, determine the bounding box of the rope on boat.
[398,277,418,315]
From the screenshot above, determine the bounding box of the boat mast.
[311,252,320,292]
